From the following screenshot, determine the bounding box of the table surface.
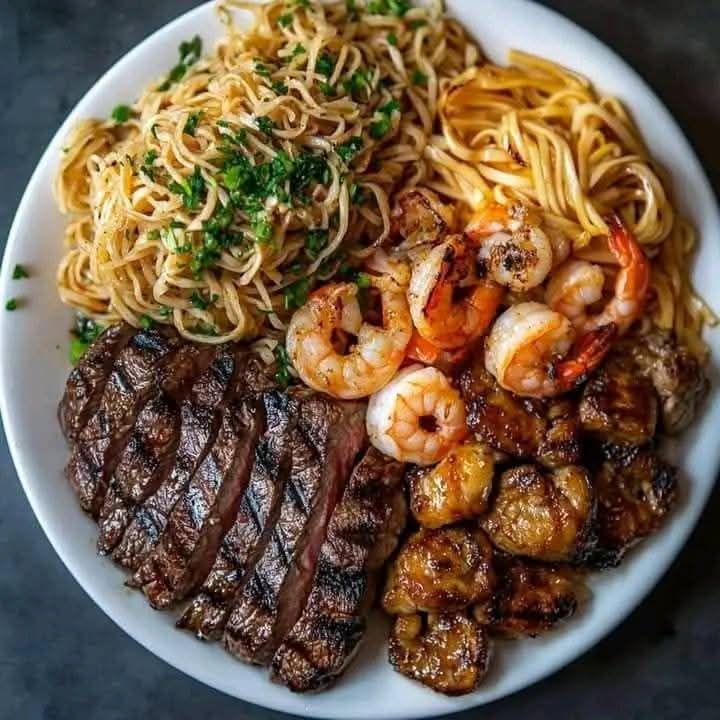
[2,2,719,719]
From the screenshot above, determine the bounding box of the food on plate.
[52,0,714,699]
[480,464,594,563]
[406,442,495,528]
[388,612,490,695]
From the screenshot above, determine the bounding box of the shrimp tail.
[555,323,617,390]
[406,331,470,367]
[606,213,650,303]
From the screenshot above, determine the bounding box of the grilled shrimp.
[390,187,455,249]
[485,302,616,398]
[481,464,593,562]
[408,236,504,350]
[467,202,556,292]
[382,527,495,614]
[366,364,467,465]
[407,442,495,528]
[389,612,490,695]
[546,215,650,334]
[286,277,412,399]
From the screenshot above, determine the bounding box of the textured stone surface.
[1,1,719,718]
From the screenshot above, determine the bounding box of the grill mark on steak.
[111,348,237,570]
[177,391,299,639]
[271,448,406,692]
[58,323,135,443]
[130,353,268,608]
[66,328,183,517]
[96,344,215,554]
[222,395,366,666]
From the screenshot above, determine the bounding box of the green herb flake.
[291,43,306,59]
[274,343,292,388]
[183,111,203,136]
[411,68,428,86]
[355,272,372,289]
[256,116,276,136]
[169,165,206,211]
[367,0,409,16]
[111,104,132,123]
[141,149,159,180]
[159,306,173,318]
[254,59,272,79]
[336,136,364,165]
[139,314,154,330]
[316,52,336,78]
[278,12,293,27]
[158,35,203,91]
[369,98,400,139]
[305,228,329,259]
[190,290,218,310]
[343,69,372,98]
[295,0,311,8]
[350,182,366,205]
[69,315,105,364]
[5,298,18,311]
[12,264,29,280]
[387,31,398,46]
[410,19,427,30]
[272,80,289,95]
[283,277,310,311]
[318,81,336,97]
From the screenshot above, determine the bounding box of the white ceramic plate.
[2,1,719,718]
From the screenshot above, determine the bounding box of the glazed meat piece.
[621,330,708,434]
[382,527,494,614]
[407,442,495,528]
[482,556,582,637]
[389,612,490,695]
[58,323,135,443]
[481,464,593,562]
[585,444,678,568]
[390,187,454,249]
[271,448,406,693]
[579,353,658,445]
[457,358,580,467]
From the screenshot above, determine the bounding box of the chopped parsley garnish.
[316,52,336,78]
[290,151,330,194]
[343,69,372,98]
[350,182,366,205]
[139,314,154,330]
[283,277,310,310]
[291,43,306,59]
[274,344,292,388]
[318,81,336,97]
[191,321,218,336]
[355,272,371,289]
[169,166,206,211]
[336,136,364,165]
[183,111,203,136]
[367,0,410,16]
[305,228,329,259]
[411,68,428,86]
[254,59,272,79]
[190,290,218,310]
[369,98,400,139]
[5,298,17,311]
[278,12,293,27]
[69,315,104,364]
[251,213,273,243]
[272,80,289,95]
[159,306,173,318]
[256,116,276,136]
[409,19,427,30]
[12,264,29,280]
[141,149,159,180]
[111,104,132,123]
[157,35,203,91]
[387,31,398,46]
[295,0,311,8]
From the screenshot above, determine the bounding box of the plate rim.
[1,1,719,718]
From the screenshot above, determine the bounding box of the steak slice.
[58,323,135,443]
[96,344,215,554]
[223,394,366,666]
[111,346,237,570]
[177,391,299,640]
[66,328,183,516]
[130,354,268,609]
[271,448,406,692]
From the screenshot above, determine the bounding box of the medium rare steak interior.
[59,323,407,691]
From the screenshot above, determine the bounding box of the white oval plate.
[1,1,719,718]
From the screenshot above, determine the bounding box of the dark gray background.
[1,1,718,719]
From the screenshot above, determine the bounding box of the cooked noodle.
[55,1,713,357]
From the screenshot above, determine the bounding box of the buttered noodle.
[55,0,713,358]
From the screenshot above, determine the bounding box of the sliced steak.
[271,448,406,692]
[58,323,135,443]
[177,391,300,640]
[223,394,366,666]
[131,354,268,609]
[66,328,183,516]
[111,347,237,570]
[96,344,215,554]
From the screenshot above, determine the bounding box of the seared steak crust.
[66,329,183,516]
[111,347,237,570]
[223,394,366,666]
[58,323,135,442]
[271,448,406,692]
